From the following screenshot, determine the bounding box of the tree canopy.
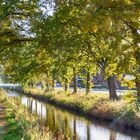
[0,0,140,100]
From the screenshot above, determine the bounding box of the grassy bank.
[23,88,140,130]
[0,89,53,140]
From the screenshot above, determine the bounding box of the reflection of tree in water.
[22,98,119,140]
[73,118,80,140]
[110,130,116,140]
[52,109,56,127]
[40,104,46,124]
[64,116,71,139]
[30,99,33,113]
[87,122,90,140]
[35,101,37,112]
[20,98,90,140]
[44,105,81,139]
[46,108,55,129]
[17,96,22,105]
[27,98,29,107]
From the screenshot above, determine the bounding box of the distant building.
[92,74,121,89]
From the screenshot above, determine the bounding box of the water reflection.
[7,90,140,140]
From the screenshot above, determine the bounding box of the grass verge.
[0,89,53,140]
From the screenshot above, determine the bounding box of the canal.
[6,90,140,140]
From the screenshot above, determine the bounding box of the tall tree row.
[0,0,140,100]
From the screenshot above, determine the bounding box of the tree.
[1,0,140,101]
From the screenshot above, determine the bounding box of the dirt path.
[0,105,7,140]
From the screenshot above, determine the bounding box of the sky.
[12,0,55,37]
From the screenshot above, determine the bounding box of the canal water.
[6,90,140,140]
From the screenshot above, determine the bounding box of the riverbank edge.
[14,88,140,131]
[0,90,54,139]
[0,93,26,139]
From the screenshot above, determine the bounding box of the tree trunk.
[128,25,140,101]
[46,83,50,92]
[30,100,33,113]
[41,80,45,90]
[135,50,140,101]
[52,79,55,91]
[87,123,90,140]
[64,78,68,92]
[73,67,77,93]
[86,72,91,94]
[107,75,118,100]
[135,77,140,101]
[30,82,34,88]
[73,119,77,140]
[35,101,37,112]
[109,130,116,140]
